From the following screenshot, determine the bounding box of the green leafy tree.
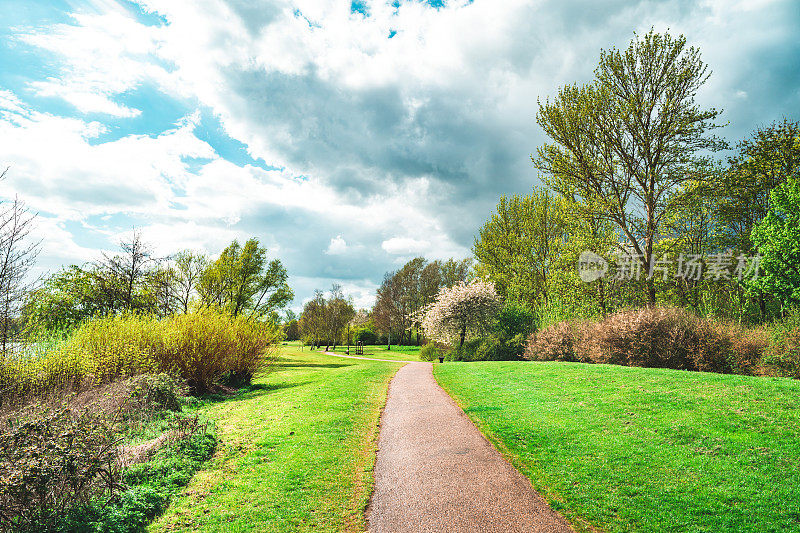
[717,120,800,253]
[474,187,570,309]
[716,120,800,319]
[24,266,105,333]
[172,250,209,313]
[198,238,293,317]
[299,290,326,347]
[750,176,800,311]
[535,30,724,304]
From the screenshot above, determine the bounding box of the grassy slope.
[434,361,800,533]
[149,346,402,533]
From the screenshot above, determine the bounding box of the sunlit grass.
[149,346,402,532]
[435,361,800,532]
[323,344,421,361]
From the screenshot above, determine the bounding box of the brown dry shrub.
[527,307,769,376]
[586,307,697,369]
[524,321,589,362]
[714,323,769,375]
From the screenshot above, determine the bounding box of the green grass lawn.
[320,343,422,362]
[434,361,800,533]
[149,346,402,532]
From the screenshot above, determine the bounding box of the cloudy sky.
[1,0,798,311]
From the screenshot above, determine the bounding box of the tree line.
[25,232,293,334]
[474,30,799,326]
[290,258,471,348]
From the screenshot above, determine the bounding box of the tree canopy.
[535,29,724,304]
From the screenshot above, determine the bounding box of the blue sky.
[1,0,799,311]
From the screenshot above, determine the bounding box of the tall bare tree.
[98,230,157,312]
[0,168,40,351]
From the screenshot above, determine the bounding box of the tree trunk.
[459,323,466,348]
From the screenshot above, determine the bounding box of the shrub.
[525,307,770,376]
[446,339,483,361]
[1,308,280,400]
[0,407,123,532]
[0,402,216,533]
[494,302,536,339]
[524,321,585,362]
[353,328,379,345]
[764,312,800,378]
[61,414,215,533]
[475,334,527,361]
[419,343,440,361]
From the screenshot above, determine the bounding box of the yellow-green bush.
[0,309,280,401]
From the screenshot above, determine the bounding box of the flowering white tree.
[420,280,500,348]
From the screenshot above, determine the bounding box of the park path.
[367,362,574,533]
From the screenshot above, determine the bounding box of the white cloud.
[325,235,347,255]
[5,0,798,308]
[381,236,430,255]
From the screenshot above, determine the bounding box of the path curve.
[323,351,419,364]
[367,362,574,533]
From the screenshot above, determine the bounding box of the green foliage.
[353,327,378,345]
[493,301,536,339]
[750,176,800,310]
[419,342,440,361]
[475,334,527,361]
[24,265,121,333]
[198,238,293,318]
[717,119,800,255]
[1,309,280,401]
[474,188,569,308]
[283,318,300,341]
[445,338,483,361]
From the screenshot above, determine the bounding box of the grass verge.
[148,346,403,532]
[434,361,800,533]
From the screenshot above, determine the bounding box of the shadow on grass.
[276,362,353,369]
[198,380,313,403]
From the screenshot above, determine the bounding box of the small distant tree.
[98,230,157,312]
[324,284,355,351]
[421,280,500,348]
[299,290,326,348]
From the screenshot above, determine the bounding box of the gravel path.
[367,362,574,533]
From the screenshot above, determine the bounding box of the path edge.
[362,361,413,533]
